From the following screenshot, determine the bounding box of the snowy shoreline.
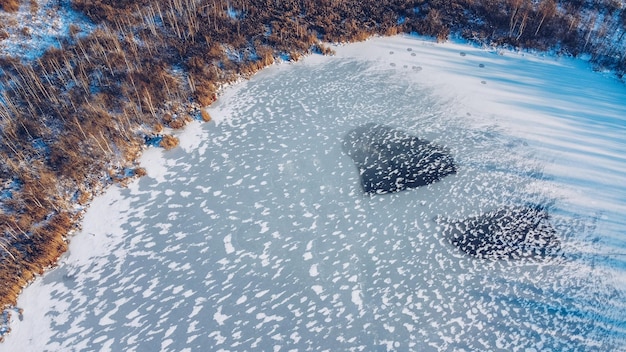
[4,34,626,350]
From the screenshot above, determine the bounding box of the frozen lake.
[4,35,626,351]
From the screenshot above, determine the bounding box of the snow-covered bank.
[0,0,95,61]
[4,34,626,350]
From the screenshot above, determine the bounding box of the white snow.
[311,285,324,295]
[177,121,209,155]
[0,0,95,61]
[213,306,230,326]
[140,147,170,184]
[351,288,364,314]
[308,264,319,277]
[223,234,235,254]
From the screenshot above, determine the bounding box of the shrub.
[312,43,335,55]
[0,0,20,12]
[168,118,185,129]
[194,82,217,107]
[20,26,31,37]
[77,190,91,205]
[159,134,179,150]
[168,115,191,129]
[69,24,81,37]
[162,113,173,124]
[200,110,212,122]
[133,167,147,177]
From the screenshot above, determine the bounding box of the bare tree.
[534,0,556,36]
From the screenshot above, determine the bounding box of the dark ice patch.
[343,123,457,194]
[437,205,561,260]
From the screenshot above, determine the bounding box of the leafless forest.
[0,0,624,310]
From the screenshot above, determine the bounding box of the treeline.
[0,0,625,310]
[414,0,626,73]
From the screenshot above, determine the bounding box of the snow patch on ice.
[140,147,170,184]
[309,264,319,277]
[213,306,230,326]
[224,234,235,254]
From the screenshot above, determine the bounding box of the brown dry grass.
[77,190,92,205]
[159,135,179,150]
[168,116,192,129]
[133,167,147,177]
[0,213,72,309]
[200,110,212,122]
[0,0,20,12]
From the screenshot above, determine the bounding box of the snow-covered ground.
[3,34,626,350]
[0,0,94,61]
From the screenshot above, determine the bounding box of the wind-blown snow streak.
[4,35,626,350]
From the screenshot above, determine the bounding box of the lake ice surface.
[4,35,626,351]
